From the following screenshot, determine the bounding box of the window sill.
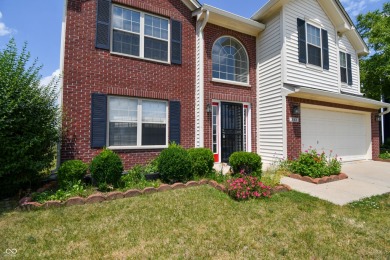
[110,51,171,65]
[305,63,323,72]
[211,78,251,87]
[108,145,168,150]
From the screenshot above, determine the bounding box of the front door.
[221,102,243,162]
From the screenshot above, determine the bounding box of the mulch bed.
[19,181,292,211]
[288,173,348,184]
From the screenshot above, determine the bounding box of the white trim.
[214,100,251,162]
[281,7,287,83]
[106,96,168,149]
[110,5,171,64]
[211,35,250,85]
[57,0,68,169]
[194,11,209,148]
[305,22,323,68]
[211,78,251,87]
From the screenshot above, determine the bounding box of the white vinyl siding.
[284,0,339,92]
[257,13,284,164]
[339,35,361,95]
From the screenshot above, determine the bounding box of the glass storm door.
[221,102,243,162]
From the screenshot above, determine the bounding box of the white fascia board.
[181,0,201,11]
[198,4,265,36]
[289,87,390,113]
[251,0,288,21]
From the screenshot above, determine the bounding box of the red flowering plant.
[226,171,271,201]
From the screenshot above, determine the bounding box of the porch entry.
[212,101,249,163]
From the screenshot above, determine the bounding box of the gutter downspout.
[194,9,209,147]
[56,0,67,171]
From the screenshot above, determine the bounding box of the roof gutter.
[286,87,390,115]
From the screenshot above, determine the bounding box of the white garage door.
[301,105,371,161]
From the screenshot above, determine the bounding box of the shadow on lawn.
[0,198,19,215]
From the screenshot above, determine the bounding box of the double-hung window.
[108,97,168,148]
[339,51,353,85]
[306,24,322,67]
[339,51,347,83]
[112,5,169,62]
[297,18,329,70]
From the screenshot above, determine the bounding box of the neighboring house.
[60,0,390,169]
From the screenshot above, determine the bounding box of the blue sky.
[0,0,386,83]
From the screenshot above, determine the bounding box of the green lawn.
[1,186,389,259]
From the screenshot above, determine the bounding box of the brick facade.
[62,0,196,169]
[286,97,380,160]
[203,24,257,156]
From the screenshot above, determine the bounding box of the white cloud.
[340,0,381,18]
[41,69,62,105]
[40,69,61,86]
[0,11,15,36]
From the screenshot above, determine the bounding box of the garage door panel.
[301,106,371,161]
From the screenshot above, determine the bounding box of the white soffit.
[197,4,265,36]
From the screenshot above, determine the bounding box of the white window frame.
[211,36,250,85]
[212,100,251,163]
[107,96,169,149]
[305,22,322,68]
[110,4,171,64]
[339,51,348,84]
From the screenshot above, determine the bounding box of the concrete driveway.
[281,161,390,205]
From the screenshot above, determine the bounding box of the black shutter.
[322,29,329,70]
[347,54,353,85]
[169,101,181,144]
[91,93,107,148]
[171,20,182,64]
[297,18,306,63]
[95,0,111,50]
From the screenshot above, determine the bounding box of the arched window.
[212,36,249,84]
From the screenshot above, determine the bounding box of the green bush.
[143,159,159,174]
[89,149,123,188]
[188,148,214,177]
[229,152,262,178]
[32,180,90,203]
[289,149,341,178]
[0,39,60,198]
[57,160,88,189]
[157,143,192,183]
[122,165,145,184]
[379,151,390,160]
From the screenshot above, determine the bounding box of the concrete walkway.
[281,161,390,205]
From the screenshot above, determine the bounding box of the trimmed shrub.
[158,143,192,183]
[89,149,123,188]
[188,148,214,177]
[229,152,262,177]
[57,160,88,189]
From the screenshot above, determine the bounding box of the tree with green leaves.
[0,39,60,198]
[357,2,390,101]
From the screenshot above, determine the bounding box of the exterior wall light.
[206,103,212,113]
[292,105,300,115]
